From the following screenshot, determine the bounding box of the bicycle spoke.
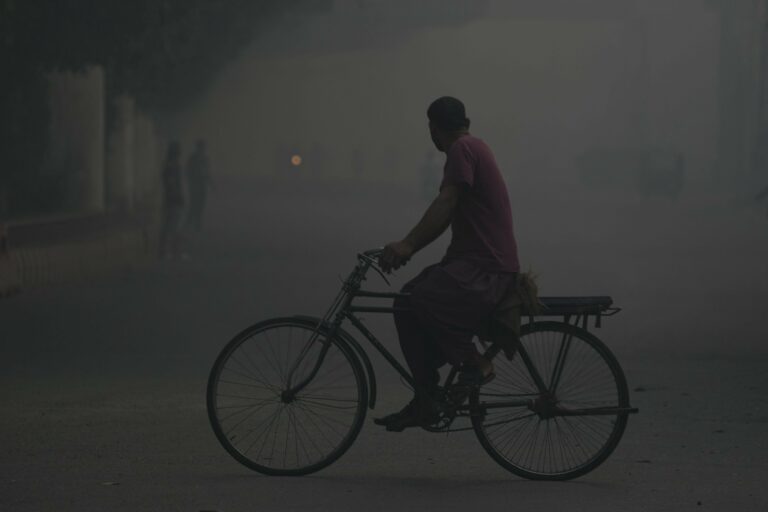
[234,402,283,452]
[251,404,284,460]
[218,378,276,391]
[297,394,359,402]
[217,396,278,418]
[295,400,354,432]
[292,403,331,457]
[216,392,278,401]
[260,330,286,385]
[293,401,343,450]
[296,398,359,411]
[226,356,275,390]
[238,345,279,390]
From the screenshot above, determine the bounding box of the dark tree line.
[0,0,330,216]
[3,0,333,108]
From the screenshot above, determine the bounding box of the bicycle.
[206,248,638,480]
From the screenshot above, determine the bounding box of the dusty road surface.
[2,175,767,511]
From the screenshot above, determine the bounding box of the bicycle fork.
[280,286,353,401]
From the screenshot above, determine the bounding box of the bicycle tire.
[471,321,630,480]
[207,317,368,476]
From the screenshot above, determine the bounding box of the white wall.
[47,66,106,212]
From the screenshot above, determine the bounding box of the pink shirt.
[440,135,520,273]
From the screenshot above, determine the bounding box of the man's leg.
[377,263,508,430]
[409,269,485,368]
[394,303,446,390]
[374,266,443,430]
[381,265,481,431]
[392,264,447,393]
[408,263,512,383]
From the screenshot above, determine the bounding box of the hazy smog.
[1,1,767,510]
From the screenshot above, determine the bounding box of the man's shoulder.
[454,135,491,154]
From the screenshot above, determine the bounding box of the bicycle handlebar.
[357,247,390,285]
[361,247,383,258]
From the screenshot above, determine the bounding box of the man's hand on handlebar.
[379,240,414,273]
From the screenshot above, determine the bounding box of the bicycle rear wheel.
[471,321,629,480]
[207,317,368,475]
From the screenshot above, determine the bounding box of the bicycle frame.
[282,250,522,403]
[282,250,638,420]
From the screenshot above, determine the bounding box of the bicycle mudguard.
[291,315,377,410]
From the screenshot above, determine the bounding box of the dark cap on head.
[427,96,470,131]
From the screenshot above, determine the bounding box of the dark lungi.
[393,259,516,391]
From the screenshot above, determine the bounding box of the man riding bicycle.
[376,96,520,432]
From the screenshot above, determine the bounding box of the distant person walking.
[185,139,212,232]
[160,141,186,259]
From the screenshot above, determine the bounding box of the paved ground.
[1,175,767,511]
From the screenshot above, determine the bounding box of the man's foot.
[373,396,442,432]
[385,399,441,432]
[373,399,416,427]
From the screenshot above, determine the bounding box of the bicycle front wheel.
[471,321,630,480]
[207,317,368,475]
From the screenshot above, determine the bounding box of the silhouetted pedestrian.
[160,141,186,259]
[185,140,212,232]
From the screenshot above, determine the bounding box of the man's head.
[427,96,470,152]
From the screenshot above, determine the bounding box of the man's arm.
[405,184,460,251]
[379,184,461,272]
